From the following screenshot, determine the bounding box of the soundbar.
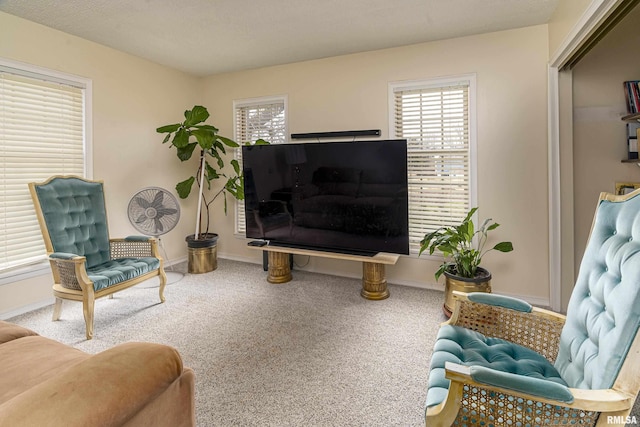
[290,129,381,139]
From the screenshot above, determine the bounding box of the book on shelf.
[627,123,640,160]
[624,80,640,114]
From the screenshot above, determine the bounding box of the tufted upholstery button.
[613,230,617,235]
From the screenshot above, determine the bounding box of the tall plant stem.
[194,151,206,239]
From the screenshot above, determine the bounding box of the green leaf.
[205,163,220,180]
[464,207,478,222]
[435,264,448,281]
[177,142,198,161]
[493,242,514,252]
[479,218,492,232]
[486,222,500,231]
[157,123,181,133]
[176,176,195,199]
[161,133,171,144]
[191,128,215,150]
[218,135,239,147]
[465,219,474,241]
[231,159,241,175]
[194,124,219,132]
[225,177,243,200]
[172,128,190,148]
[184,106,209,126]
[213,141,226,154]
[254,138,270,145]
[206,148,221,167]
[438,243,455,256]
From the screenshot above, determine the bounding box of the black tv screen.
[242,140,409,256]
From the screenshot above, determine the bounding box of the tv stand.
[247,243,399,300]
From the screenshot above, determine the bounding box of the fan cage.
[128,187,181,237]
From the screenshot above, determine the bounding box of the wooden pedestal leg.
[52,297,63,321]
[267,251,292,283]
[361,262,389,300]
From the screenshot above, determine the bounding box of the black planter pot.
[442,267,492,318]
[185,233,218,273]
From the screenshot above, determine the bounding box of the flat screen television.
[242,139,409,256]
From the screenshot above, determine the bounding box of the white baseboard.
[0,297,54,320]
[165,256,188,267]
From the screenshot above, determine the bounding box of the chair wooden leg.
[158,268,167,303]
[52,297,63,321]
[82,289,95,340]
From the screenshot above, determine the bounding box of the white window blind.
[234,97,287,234]
[391,79,473,254]
[0,67,86,272]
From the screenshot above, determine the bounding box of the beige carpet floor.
[8,258,639,426]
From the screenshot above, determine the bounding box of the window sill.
[0,262,50,286]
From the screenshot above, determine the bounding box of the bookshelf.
[622,113,640,122]
[622,82,640,163]
[622,113,640,163]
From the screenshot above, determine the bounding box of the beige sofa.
[0,321,195,426]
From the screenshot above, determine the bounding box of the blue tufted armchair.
[425,189,640,426]
[29,176,167,340]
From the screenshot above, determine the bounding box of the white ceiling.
[0,0,561,76]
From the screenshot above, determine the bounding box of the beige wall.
[548,0,591,59]
[204,25,551,304]
[0,12,201,316]
[572,5,640,272]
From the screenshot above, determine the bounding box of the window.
[389,75,476,254]
[233,96,287,234]
[0,59,91,276]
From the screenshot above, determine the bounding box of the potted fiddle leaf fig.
[419,207,513,317]
[157,105,267,273]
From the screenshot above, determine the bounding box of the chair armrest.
[49,252,83,260]
[124,235,152,242]
[0,342,192,427]
[109,237,160,259]
[445,362,634,412]
[447,291,566,362]
[465,292,533,312]
[48,253,90,291]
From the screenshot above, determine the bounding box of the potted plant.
[157,105,267,273]
[419,207,513,317]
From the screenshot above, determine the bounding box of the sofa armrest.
[0,342,193,427]
[447,291,566,362]
[0,321,38,344]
